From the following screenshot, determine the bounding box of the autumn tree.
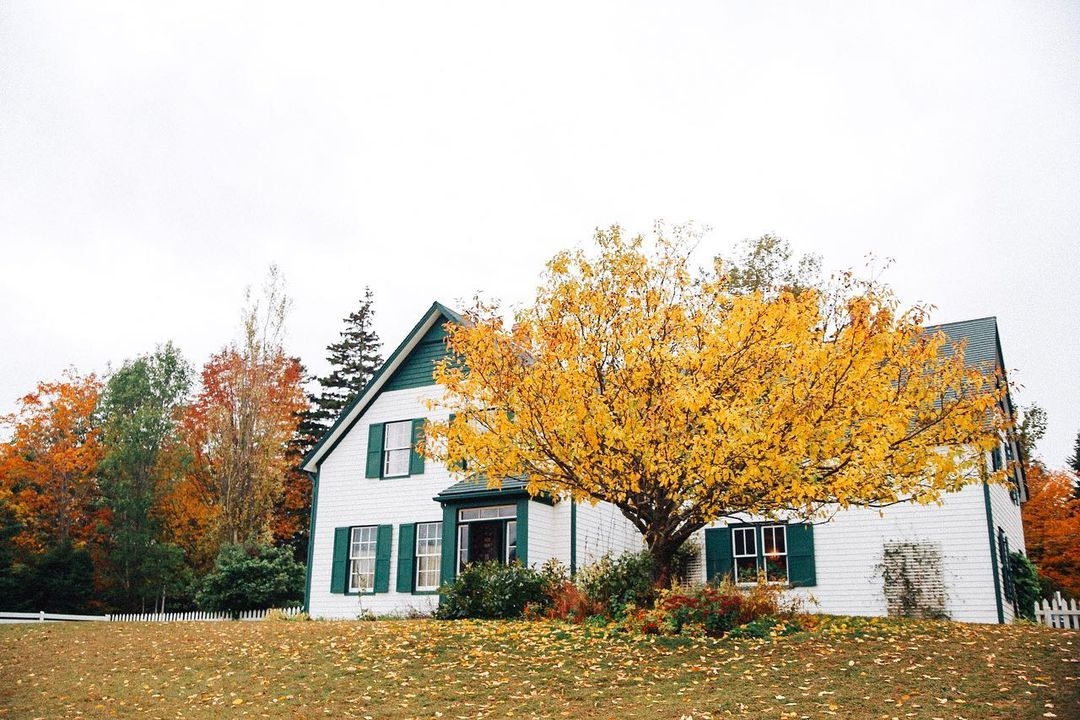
[0,370,104,553]
[1022,464,1080,598]
[1015,403,1047,470]
[97,343,193,611]
[428,226,1009,583]
[183,267,307,551]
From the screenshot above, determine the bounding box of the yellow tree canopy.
[428,227,1010,576]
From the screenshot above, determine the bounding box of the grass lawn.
[0,616,1076,719]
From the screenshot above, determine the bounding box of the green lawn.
[1,616,1076,719]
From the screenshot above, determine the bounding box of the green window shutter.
[396,523,416,593]
[365,424,385,478]
[409,418,426,475]
[330,527,350,593]
[374,524,392,593]
[704,527,732,583]
[787,523,816,587]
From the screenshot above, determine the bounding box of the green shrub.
[436,561,548,619]
[197,544,304,617]
[1008,551,1041,621]
[577,551,655,618]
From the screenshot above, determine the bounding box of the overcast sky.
[1,2,1077,468]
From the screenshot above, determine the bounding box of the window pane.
[384,421,411,449]
[414,522,442,591]
[383,421,412,477]
[349,526,377,592]
[505,521,517,563]
[457,525,469,573]
[733,527,755,557]
[762,526,788,583]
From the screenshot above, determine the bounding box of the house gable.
[384,321,452,392]
[300,301,461,474]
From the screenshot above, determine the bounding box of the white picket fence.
[1034,592,1080,630]
[0,606,302,624]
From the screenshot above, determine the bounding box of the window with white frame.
[349,526,378,593]
[457,524,470,573]
[732,526,758,583]
[383,421,412,477]
[762,524,788,583]
[505,520,517,563]
[415,522,442,591]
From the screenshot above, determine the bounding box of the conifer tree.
[303,288,383,441]
[1067,429,1080,498]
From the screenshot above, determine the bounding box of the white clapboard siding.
[1034,593,1080,630]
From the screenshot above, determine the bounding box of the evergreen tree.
[1067,429,1080,498]
[302,288,383,441]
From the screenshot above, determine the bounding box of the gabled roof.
[434,476,530,503]
[300,301,462,473]
[926,316,1003,371]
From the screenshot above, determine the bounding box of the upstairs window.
[365,419,426,479]
[383,421,412,477]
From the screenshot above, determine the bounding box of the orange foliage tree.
[1022,464,1080,598]
[181,267,308,554]
[0,370,105,553]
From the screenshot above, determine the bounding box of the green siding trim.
[330,526,350,594]
[515,498,529,565]
[302,470,319,612]
[374,525,392,593]
[409,418,426,475]
[439,504,457,590]
[385,322,451,391]
[396,523,416,593]
[983,480,1005,624]
[365,423,384,478]
[569,499,578,576]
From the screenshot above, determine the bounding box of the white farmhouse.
[301,304,1026,623]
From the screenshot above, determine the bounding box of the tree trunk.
[646,535,680,589]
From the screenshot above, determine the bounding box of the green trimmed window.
[705,523,816,587]
[415,522,442,591]
[396,522,443,593]
[365,419,426,479]
[330,524,391,594]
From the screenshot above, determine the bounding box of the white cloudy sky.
[1,2,1078,467]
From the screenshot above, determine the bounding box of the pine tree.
[1067,429,1080,499]
[303,288,383,442]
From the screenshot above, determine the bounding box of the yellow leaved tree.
[428,226,1009,583]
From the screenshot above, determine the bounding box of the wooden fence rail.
[1034,592,1080,630]
[0,607,302,624]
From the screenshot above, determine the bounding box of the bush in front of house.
[576,550,656,618]
[1008,551,1041,621]
[197,543,304,617]
[436,561,549,619]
